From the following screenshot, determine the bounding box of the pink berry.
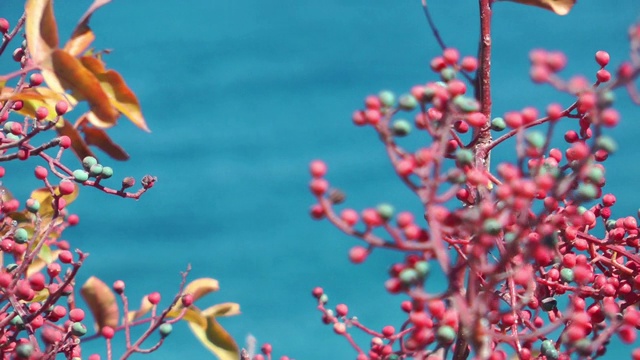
[101,326,115,339]
[59,179,75,195]
[35,106,49,120]
[309,178,328,196]
[340,209,359,226]
[67,214,79,226]
[59,135,71,149]
[69,308,85,322]
[309,160,327,178]
[181,293,194,307]
[55,101,69,116]
[59,250,73,264]
[335,303,348,317]
[601,108,619,127]
[348,246,368,264]
[596,69,611,82]
[460,56,478,72]
[595,50,610,67]
[113,280,125,294]
[29,73,43,87]
[352,110,366,126]
[442,48,460,65]
[34,165,48,179]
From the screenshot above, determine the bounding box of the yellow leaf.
[80,56,149,132]
[0,88,76,121]
[202,302,241,318]
[166,307,207,328]
[184,278,220,302]
[27,246,60,277]
[80,276,120,331]
[63,0,113,57]
[25,0,59,64]
[501,0,575,15]
[42,50,119,126]
[188,315,239,360]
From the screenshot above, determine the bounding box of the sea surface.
[1,1,640,359]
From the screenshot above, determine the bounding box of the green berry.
[89,164,103,177]
[455,149,473,165]
[595,135,617,154]
[545,349,559,360]
[101,166,114,179]
[606,219,617,230]
[11,314,23,326]
[376,203,394,221]
[440,67,456,82]
[6,263,18,272]
[491,117,506,131]
[6,133,20,142]
[159,323,173,337]
[392,120,412,136]
[597,90,615,109]
[452,96,480,113]
[26,198,40,213]
[586,166,604,183]
[482,219,502,235]
[3,121,14,133]
[414,261,430,277]
[423,87,436,102]
[575,183,597,201]
[574,339,592,356]
[399,268,418,284]
[73,169,89,183]
[82,156,98,170]
[560,268,574,283]
[540,339,555,355]
[14,228,28,244]
[15,343,32,358]
[398,94,418,111]
[525,131,546,149]
[446,169,466,184]
[436,325,456,344]
[378,90,395,107]
[319,294,329,304]
[71,322,87,337]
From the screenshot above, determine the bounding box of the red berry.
[365,95,381,110]
[69,308,85,322]
[601,108,619,127]
[67,214,79,226]
[595,50,610,67]
[504,112,523,128]
[59,135,71,149]
[29,273,46,291]
[12,100,23,111]
[442,48,460,65]
[546,103,563,121]
[59,179,75,195]
[430,56,446,72]
[335,303,348,317]
[35,166,48,179]
[101,326,115,339]
[312,287,323,298]
[352,110,366,126]
[362,209,382,227]
[55,101,69,116]
[0,19,9,34]
[309,178,328,196]
[59,250,73,264]
[309,160,327,178]
[530,65,550,83]
[310,204,324,219]
[148,292,161,305]
[35,106,49,120]
[29,73,43,87]
[113,280,125,294]
[546,51,567,72]
[465,112,487,127]
[52,305,67,319]
[596,69,611,83]
[261,343,272,355]
[460,56,478,72]
[340,209,359,226]
[348,246,368,264]
[181,293,194,307]
[364,109,381,125]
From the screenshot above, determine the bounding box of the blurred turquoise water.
[2,1,640,358]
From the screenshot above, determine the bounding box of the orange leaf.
[25,0,59,64]
[63,0,112,57]
[42,50,118,126]
[83,126,129,160]
[501,0,575,15]
[56,119,96,161]
[80,276,120,330]
[80,56,149,132]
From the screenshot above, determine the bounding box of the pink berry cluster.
[303,17,640,360]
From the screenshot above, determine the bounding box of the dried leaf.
[80,276,119,330]
[501,0,575,15]
[83,125,129,160]
[42,50,118,126]
[56,119,96,161]
[80,56,149,132]
[63,0,112,57]
[188,315,239,360]
[25,0,59,64]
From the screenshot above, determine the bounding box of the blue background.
[2,0,640,358]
